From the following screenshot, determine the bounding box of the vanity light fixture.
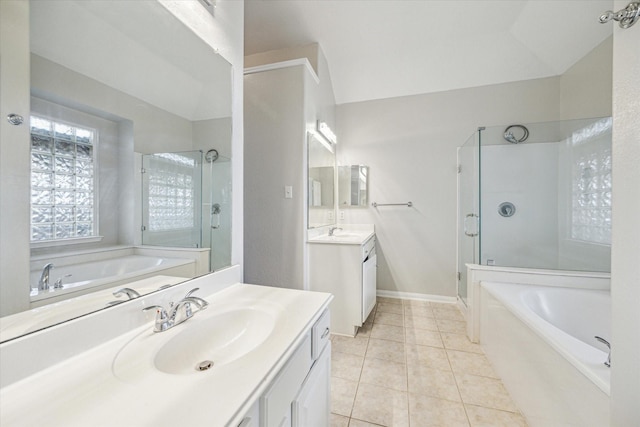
[311,129,335,153]
[317,121,337,145]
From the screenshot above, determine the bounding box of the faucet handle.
[143,305,170,332]
[54,274,72,289]
[143,305,168,317]
[183,296,209,310]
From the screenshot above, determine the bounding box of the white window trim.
[29,115,100,245]
[30,235,104,249]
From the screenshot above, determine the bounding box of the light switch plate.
[284,186,293,199]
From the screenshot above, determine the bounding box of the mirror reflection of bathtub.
[29,246,209,306]
[0,0,233,342]
[1,274,191,343]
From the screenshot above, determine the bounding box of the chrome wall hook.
[6,114,24,125]
[599,2,640,29]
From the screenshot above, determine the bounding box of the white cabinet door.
[291,342,331,427]
[362,252,377,322]
[261,334,312,427]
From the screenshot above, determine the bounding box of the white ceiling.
[245,0,613,105]
[31,1,232,121]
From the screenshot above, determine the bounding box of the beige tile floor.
[329,297,528,427]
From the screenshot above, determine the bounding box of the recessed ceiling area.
[245,0,613,105]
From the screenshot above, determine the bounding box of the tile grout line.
[348,303,376,423]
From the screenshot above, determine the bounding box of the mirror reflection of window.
[30,116,96,242]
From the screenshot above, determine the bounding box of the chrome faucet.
[328,226,343,236]
[594,336,611,367]
[113,287,141,300]
[38,263,55,291]
[53,274,72,289]
[143,288,208,332]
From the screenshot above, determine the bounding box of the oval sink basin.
[113,307,276,379]
[155,308,275,375]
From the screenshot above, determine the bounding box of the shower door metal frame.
[456,129,481,305]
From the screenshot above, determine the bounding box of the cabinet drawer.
[261,333,312,427]
[363,237,376,260]
[311,309,331,361]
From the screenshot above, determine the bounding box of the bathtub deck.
[329,297,528,427]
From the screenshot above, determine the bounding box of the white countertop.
[0,283,332,427]
[308,229,375,245]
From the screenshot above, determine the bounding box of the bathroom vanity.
[308,227,376,336]
[0,266,332,427]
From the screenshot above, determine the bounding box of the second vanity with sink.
[0,266,332,427]
[308,225,376,336]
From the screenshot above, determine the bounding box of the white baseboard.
[377,289,457,304]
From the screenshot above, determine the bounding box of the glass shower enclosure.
[141,150,232,271]
[457,117,612,304]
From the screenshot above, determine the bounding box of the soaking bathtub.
[1,275,189,342]
[30,249,198,305]
[479,281,610,426]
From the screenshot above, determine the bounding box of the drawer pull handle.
[321,327,330,339]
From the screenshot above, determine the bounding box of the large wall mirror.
[1,0,233,342]
[307,132,336,228]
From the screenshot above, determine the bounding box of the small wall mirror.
[307,132,336,228]
[338,165,369,207]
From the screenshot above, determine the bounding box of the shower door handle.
[211,203,221,229]
[464,213,478,237]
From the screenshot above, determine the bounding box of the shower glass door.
[141,151,203,248]
[202,155,232,271]
[457,131,480,305]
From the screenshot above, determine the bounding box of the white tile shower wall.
[480,143,559,269]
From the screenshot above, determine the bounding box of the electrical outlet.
[339,210,345,220]
[284,186,293,199]
[327,211,334,220]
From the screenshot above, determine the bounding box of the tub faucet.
[113,287,141,300]
[328,226,343,236]
[594,336,611,367]
[38,263,55,291]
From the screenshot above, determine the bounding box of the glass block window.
[570,118,612,245]
[30,116,96,241]
[147,153,197,231]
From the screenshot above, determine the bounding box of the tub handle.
[594,336,611,367]
[211,203,221,229]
